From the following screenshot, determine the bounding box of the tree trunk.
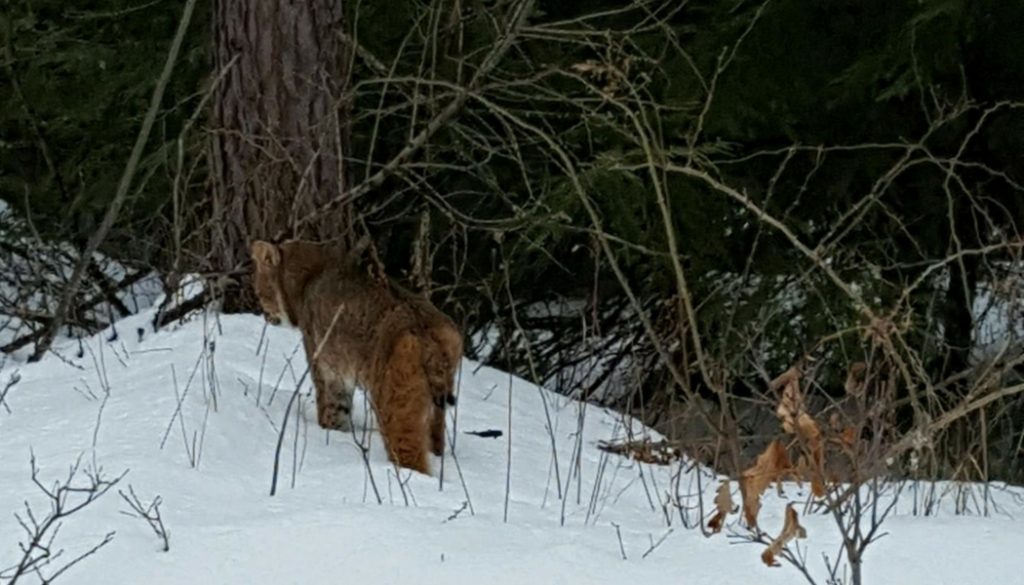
[943,252,979,380]
[941,193,981,383]
[209,0,350,312]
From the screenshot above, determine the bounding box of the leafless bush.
[118,485,169,552]
[705,356,904,585]
[0,455,125,584]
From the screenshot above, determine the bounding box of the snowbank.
[0,306,1022,584]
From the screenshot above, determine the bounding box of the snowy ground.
[1,305,1023,584]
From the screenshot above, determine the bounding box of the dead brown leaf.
[707,481,735,534]
[739,440,792,528]
[839,426,858,448]
[569,59,626,94]
[797,412,825,492]
[796,453,827,498]
[761,504,807,567]
[570,60,604,74]
[772,366,826,495]
[845,361,867,395]
[772,366,804,435]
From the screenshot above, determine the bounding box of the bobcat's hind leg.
[312,364,353,432]
[429,404,446,457]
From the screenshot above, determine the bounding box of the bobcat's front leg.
[311,361,353,432]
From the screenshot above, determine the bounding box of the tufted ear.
[250,240,281,267]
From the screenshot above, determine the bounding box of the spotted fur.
[250,239,462,474]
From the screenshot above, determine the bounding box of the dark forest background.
[3,0,1024,487]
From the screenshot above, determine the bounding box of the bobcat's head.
[250,240,291,327]
[250,239,339,328]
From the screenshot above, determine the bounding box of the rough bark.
[210,0,350,312]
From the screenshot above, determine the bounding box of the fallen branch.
[152,287,211,331]
[1,269,149,355]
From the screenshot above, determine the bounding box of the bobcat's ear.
[250,240,281,267]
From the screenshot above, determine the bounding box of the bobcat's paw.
[318,405,353,432]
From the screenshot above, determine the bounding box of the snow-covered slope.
[1,307,1022,584]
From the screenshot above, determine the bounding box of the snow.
[1,305,1023,584]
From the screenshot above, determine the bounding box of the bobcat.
[249,239,462,475]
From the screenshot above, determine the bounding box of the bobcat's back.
[296,260,461,404]
[250,238,463,474]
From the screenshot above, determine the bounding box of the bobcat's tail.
[423,324,462,409]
